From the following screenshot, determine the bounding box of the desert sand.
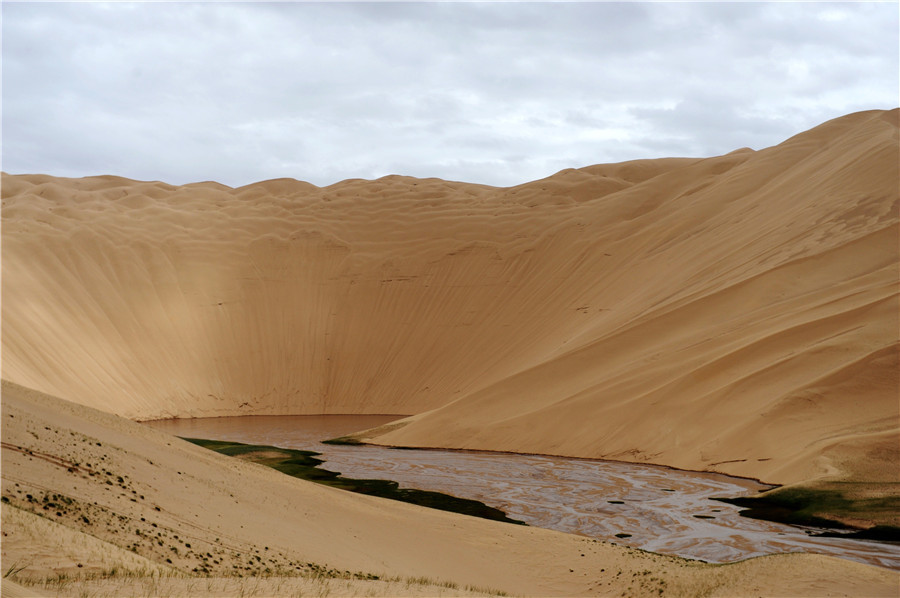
[1,108,898,595]
[2,381,897,597]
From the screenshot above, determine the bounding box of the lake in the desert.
[144,415,900,570]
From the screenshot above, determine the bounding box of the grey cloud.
[2,2,897,187]
[631,97,792,156]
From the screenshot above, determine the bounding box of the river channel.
[144,415,899,570]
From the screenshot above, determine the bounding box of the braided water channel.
[144,415,899,570]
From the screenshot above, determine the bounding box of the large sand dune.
[2,109,898,490]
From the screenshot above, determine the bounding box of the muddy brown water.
[144,415,900,570]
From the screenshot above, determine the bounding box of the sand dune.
[2,108,898,596]
[3,381,897,597]
[3,109,897,492]
[358,109,900,489]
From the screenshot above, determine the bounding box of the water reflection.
[144,415,900,569]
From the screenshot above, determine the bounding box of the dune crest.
[2,109,898,488]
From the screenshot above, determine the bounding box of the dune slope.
[2,109,898,489]
[2,381,897,597]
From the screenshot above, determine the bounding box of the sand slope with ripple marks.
[2,109,897,490]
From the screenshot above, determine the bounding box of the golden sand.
[2,109,898,596]
[2,381,897,597]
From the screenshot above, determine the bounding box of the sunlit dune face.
[1,109,898,490]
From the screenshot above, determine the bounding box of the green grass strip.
[183,437,525,526]
[715,487,900,541]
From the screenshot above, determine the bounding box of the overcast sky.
[3,2,898,188]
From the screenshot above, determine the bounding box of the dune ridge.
[2,109,898,491]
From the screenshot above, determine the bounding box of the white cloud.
[2,2,897,187]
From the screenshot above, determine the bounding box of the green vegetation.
[816,525,900,541]
[715,486,900,541]
[183,438,525,526]
[320,436,364,446]
[4,561,27,579]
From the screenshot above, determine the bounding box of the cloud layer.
[3,2,897,187]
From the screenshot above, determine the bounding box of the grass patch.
[814,525,900,541]
[183,438,525,526]
[4,561,27,579]
[320,436,364,446]
[715,486,900,540]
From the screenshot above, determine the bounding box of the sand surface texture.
[1,109,898,595]
[3,109,897,490]
[2,381,898,597]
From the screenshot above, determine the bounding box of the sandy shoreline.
[3,380,898,597]
[145,415,900,569]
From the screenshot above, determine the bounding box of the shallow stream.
[144,415,899,570]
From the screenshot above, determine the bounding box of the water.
[143,415,900,570]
